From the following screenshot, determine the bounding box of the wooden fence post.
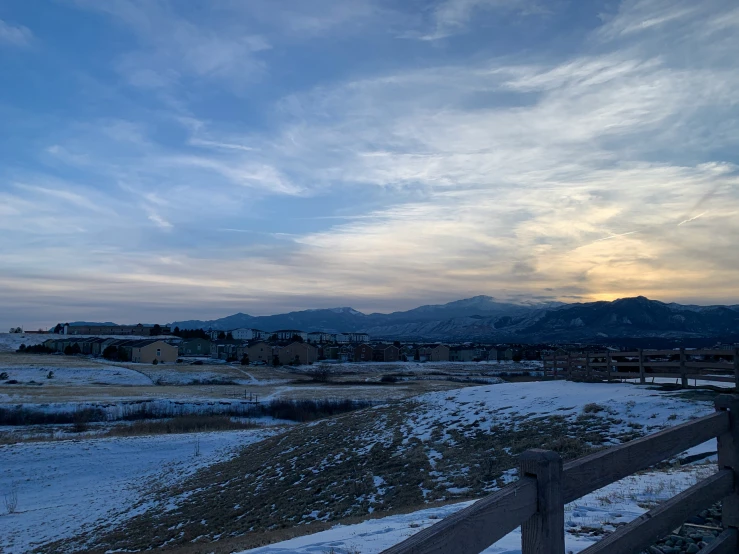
[519,449,564,554]
[566,352,571,381]
[639,349,645,385]
[680,347,688,389]
[606,351,612,382]
[734,347,739,390]
[716,395,739,535]
[586,352,591,381]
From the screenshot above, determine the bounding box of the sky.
[1,0,738,329]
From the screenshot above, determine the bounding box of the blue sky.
[1,0,738,329]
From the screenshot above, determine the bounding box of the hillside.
[46,382,712,553]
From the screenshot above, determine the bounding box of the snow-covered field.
[0,428,276,553]
[0,364,154,386]
[241,462,715,554]
[0,334,54,352]
[399,380,709,447]
[0,378,720,553]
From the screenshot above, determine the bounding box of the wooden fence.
[542,347,739,388]
[380,394,739,554]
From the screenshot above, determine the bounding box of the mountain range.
[169,296,739,344]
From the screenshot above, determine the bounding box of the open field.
[39,381,713,554]
[0,428,279,553]
[0,352,519,407]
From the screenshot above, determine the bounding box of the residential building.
[430,344,450,362]
[473,347,490,361]
[179,338,211,356]
[307,331,334,344]
[322,345,340,360]
[354,344,374,362]
[450,347,477,362]
[210,339,243,360]
[345,332,370,343]
[334,333,350,344]
[278,342,317,365]
[130,340,179,363]
[373,344,400,362]
[231,328,265,341]
[245,342,274,364]
[338,345,354,362]
[497,348,514,361]
[272,330,308,341]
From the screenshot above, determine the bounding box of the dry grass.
[44,399,644,554]
[101,415,259,437]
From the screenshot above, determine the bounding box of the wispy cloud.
[677,212,707,226]
[413,0,547,40]
[0,18,33,46]
[2,0,739,329]
[147,212,173,230]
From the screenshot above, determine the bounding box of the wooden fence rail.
[542,347,739,388]
[380,395,739,554]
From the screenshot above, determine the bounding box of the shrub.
[47,371,54,379]
[19,344,52,354]
[380,375,398,383]
[308,368,331,382]
[7,407,108,430]
[4,483,18,514]
[152,359,159,365]
[0,372,7,380]
[583,402,605,414]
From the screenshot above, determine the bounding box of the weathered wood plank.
[689,375,736,383]
[716,395,739,529]
[685,362,735,370]
[579,470,733,554]
[642,349,681,356]
[520,450,564,554]
[562,411,729,503]
[379,478,537,554]
[609,372,641,379]
[688,349,735,357]
[698,528,738,554]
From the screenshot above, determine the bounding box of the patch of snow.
[0,429,276,552]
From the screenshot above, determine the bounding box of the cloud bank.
[0,0,738,329]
